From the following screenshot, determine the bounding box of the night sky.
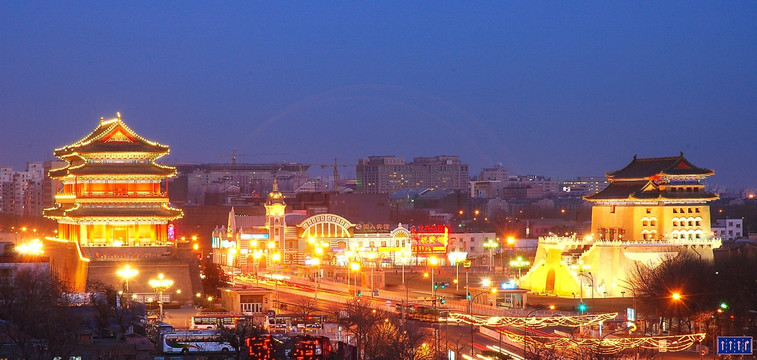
[1,2,755,189]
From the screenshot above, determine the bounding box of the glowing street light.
[447,251,468,291]
[149,273,173,321]
[509,256,530,287]
[349,262,361,297]
[117,264,138,293]
[483,239,499,271]
[16,239,44,256]
[368,252,378,296]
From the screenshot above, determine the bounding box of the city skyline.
[1,2,755,188]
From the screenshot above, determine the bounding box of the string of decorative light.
[450,312,618,328]
[488,327,705,355]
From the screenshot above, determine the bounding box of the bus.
[162,330,233,354]
[264,314,326,333]
[190,314,257,330]
[396,304,449,322]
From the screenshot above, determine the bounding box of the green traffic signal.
[441,298,446,304]
[578,303,587,312]
[357,290,362,297]
[720,302,729,309]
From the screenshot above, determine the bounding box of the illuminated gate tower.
[44,114,183,248]
[520,154,721,297]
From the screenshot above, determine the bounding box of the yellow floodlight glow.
[16,239,44,255]
[350,262,361,271]
[272,252,282,262]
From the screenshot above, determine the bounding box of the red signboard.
[411,226,448,256]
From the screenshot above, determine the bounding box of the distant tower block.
[520,154,721,297]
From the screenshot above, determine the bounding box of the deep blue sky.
[1,2,755,189]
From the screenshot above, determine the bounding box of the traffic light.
[578,303,587,313]
[440,297,446,304]
[434,283,439,289]
[466,292,471,300]
[357,290,362,297]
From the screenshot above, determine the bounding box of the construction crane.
[321,158,355,191]
[220,149,287,164]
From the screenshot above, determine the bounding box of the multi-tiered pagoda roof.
[584,153,718,202]
[45,114,182,225]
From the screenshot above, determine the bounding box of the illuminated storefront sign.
[240,233,269,240]
[411,225,448,255]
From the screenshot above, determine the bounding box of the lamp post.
[308,257,321,306]
[468,279,496,357]
[428,256,439,296]
[509,256,530,287]
[117,264,138,294]
[483,239,498,271]
[253,250,263,285]
[350,262,361,297]
[447,251,467,291]
[398,249,409,285]
[368,252,377,296]
[613,278,637,325]
[522,308,545,357]
[149,273,173,321]
[571,260,591,312]
[271,252,281,310]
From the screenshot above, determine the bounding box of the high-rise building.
[170,162,310,206]
[356,155,469,194]
[0,162,45,217]
[560,176,609,195]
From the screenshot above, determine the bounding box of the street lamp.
[149,273,173,321]
[428,256,439,296]
[252,250,263,284]
[505,236,515,272]
[447,251,467,291]
[117,264,138,294]
[509,256,530,287]
[308,257,321,306]
[271,252,281,310]
[368,252,377,296]
[398,249,410,285]
[350,262,361,297]
[613,278,637,326]
[468,279,496,357]
[483,239,499,271]
[570,260,591,311]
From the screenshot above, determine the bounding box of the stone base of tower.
[42,239,202,300]
[87,258,200,304]
[519,236,721,298]
[44,238,90,292]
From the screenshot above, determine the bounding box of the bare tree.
[0,267,80,360]
[335,299,383,360]
[218,318,266,359]
[363,319,433,360]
